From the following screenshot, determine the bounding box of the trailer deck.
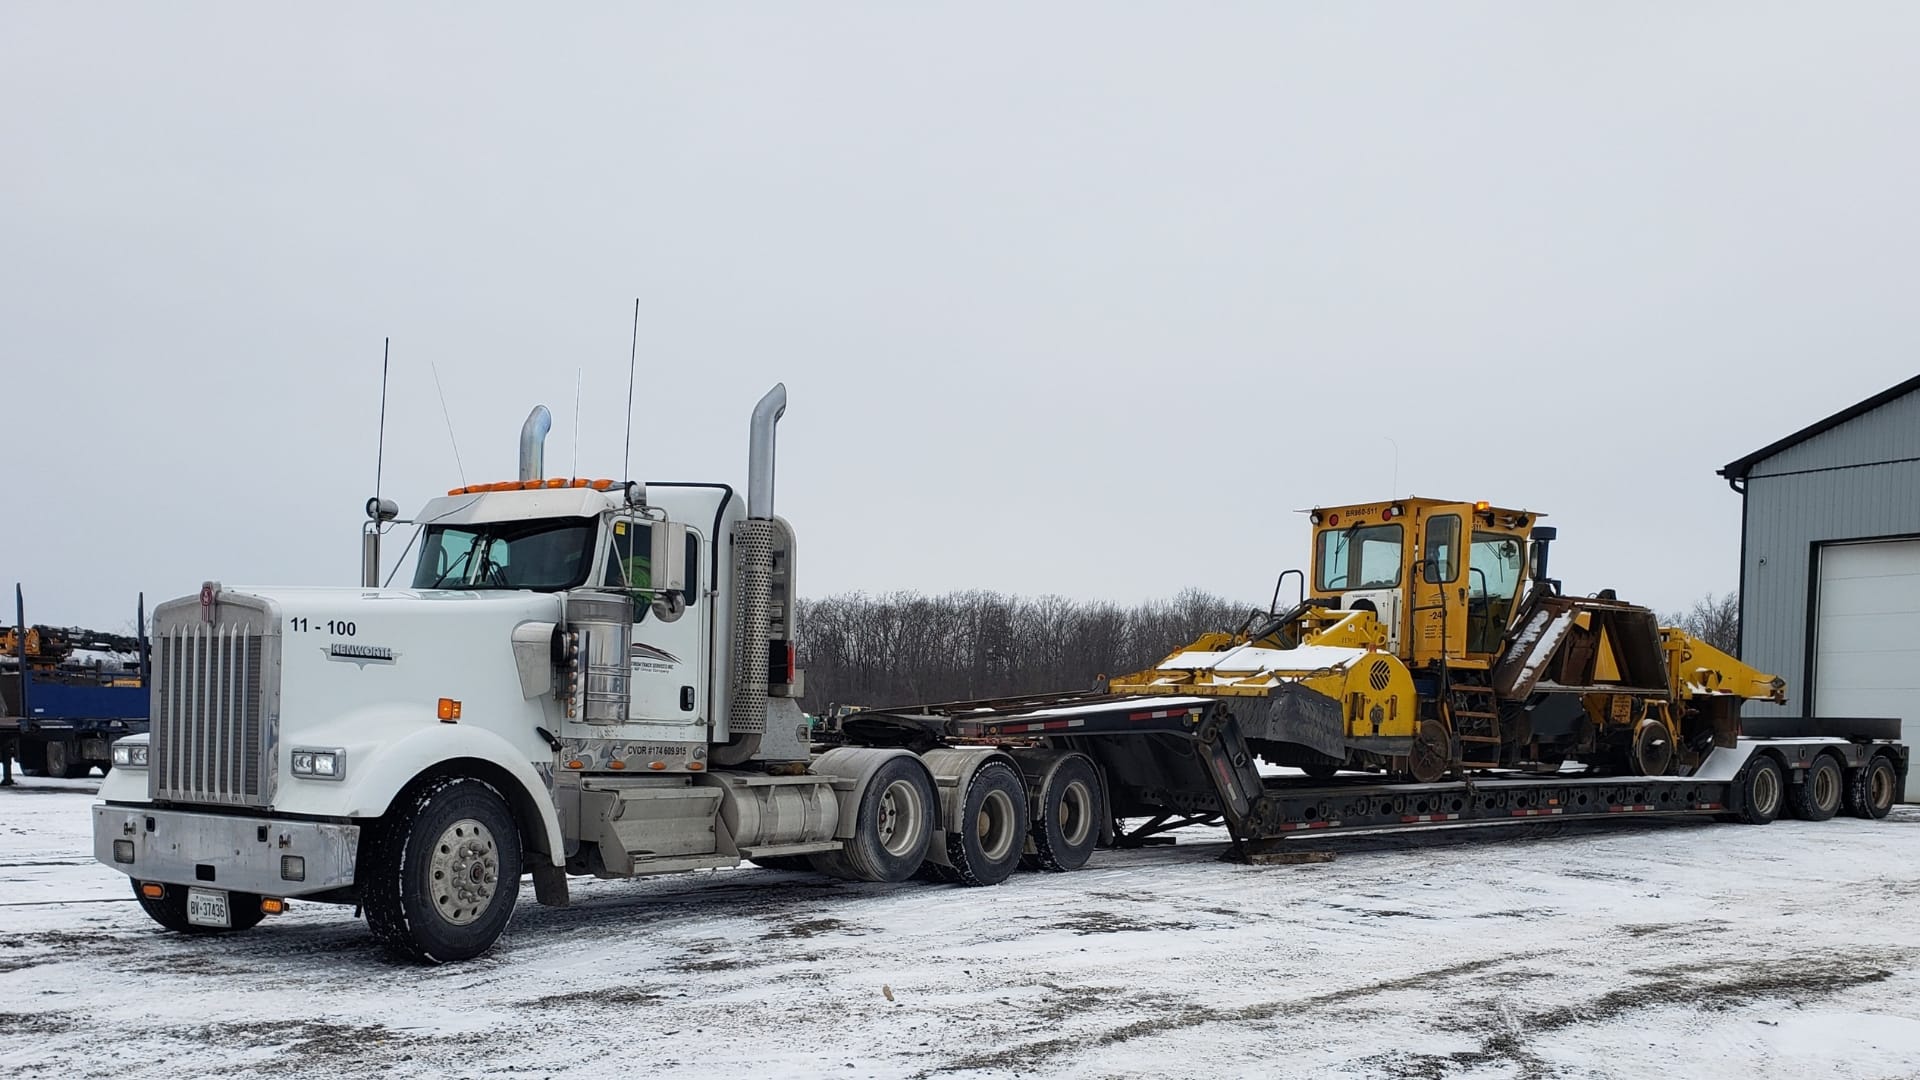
[836,691,1910,857]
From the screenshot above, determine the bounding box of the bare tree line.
[795,589,1253,708]
[1660,590,1741,655]
[796,587,1745,708]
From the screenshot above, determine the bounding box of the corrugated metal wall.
[1739,387,1920,716]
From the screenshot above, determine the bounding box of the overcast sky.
[4,4,1917,631]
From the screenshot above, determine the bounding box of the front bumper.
[93,804,362,897]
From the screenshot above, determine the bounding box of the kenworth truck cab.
[91,385,1000,961]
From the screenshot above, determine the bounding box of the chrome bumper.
[93,804,361,897]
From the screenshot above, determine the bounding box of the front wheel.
[363,777,523,963]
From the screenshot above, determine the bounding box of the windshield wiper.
[428,548,476,589]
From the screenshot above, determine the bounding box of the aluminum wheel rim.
[429,818,499,927]
[1752,767,1781,817]
[1872,765,1894,809]
[1057,780,1094,847]
[977,789,1018,862]
[875,779,926,858]
[1812,765,1840,811]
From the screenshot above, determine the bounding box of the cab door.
[1411,509,1467,662]
[604,516,708,742]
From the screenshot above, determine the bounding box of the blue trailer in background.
[1,587,149,784]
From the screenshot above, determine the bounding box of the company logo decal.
[631,642,682,665]
[328,643,396,666]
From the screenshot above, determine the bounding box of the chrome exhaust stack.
[747,384,786,519]
[519,405,552,482]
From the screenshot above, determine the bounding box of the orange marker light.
[1474,500,1491,512]
[437,698,462,721]
[609,760,626,770]
[545,478,567,488]
[686,761,705,771]
[566,759,585,770]
[590,479,614,491]
[140,882,165,899]
[261,898,287,915]
[648,761,666,771]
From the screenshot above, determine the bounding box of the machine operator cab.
[1304,498,1549,666]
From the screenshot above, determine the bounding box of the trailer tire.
[46,740,90,780]
[810,755,936,884]
[1788,755,1843,822]
[1845,754,1899,820]
[1735,756,1785,825]
[944,761,1028,887]
[362,776,522,964]
[133,881,265,935]
[1022,754,1103,873]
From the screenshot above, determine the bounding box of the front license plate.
[186,887,230,928]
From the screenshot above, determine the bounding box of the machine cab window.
[1422,514,1461,583]
[1466,531,1525,652]
[1316,524,1404,592]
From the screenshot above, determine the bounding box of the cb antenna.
[623,297,639,485]
[572,367,582,480]
[375,338,390,506]
[431,361,468,487]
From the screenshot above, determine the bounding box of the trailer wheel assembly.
[1735,756,1785,825]
[944,761,1029,887]
[363,776,523,963]
[1846,754,1899,820]
[132,880,265,935]
[1021,754,1103,873]
[1788,755,1843,822]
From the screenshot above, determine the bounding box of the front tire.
[132,881,265,935]
[363,777,522,963]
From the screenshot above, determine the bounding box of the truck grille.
[150,600,277,807]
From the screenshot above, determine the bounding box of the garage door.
[1814,538,1920,802]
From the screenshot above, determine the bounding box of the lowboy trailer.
[831,693,1906,855]
[90,385,1909,962]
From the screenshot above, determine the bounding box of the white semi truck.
[92,385,1908,963]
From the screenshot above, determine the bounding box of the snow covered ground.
[4,773,1919,1080]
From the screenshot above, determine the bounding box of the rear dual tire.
[942,762,1029,887]
[1022,754,1103,873]
[1735,756,1785,825]
[1846,755,1900,820]
[1788,755,1843,822]
[811,756,937,884]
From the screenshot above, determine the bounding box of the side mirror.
[649,521,689,621]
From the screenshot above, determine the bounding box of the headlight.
[290,748,346,780]
[111,741,150,768]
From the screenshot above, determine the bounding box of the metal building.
[1720,374,1920,800]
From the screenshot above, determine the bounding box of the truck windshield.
[1316,524,1404,591]
[412,517,597,592]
